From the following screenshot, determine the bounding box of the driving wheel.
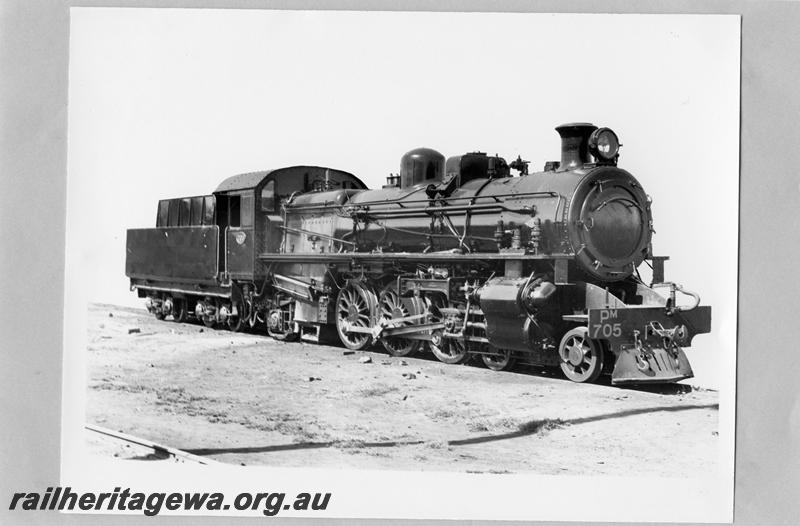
[378,285,422,357]
[336,281,377,350]
[430,330,470,364]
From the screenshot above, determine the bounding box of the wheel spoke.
[558,328,603,383]
[336,283,378,351]
[378,285,423,358]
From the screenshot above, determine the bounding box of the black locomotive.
[126,123,711,385]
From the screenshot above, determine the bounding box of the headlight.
[588,127,620,162]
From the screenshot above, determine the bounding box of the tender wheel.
[336,281,377,351]
[151,296,167,320]
[378,285,421,357]
[482,348,516,371]
[558,327,604,383]
[194,298,217,328]
[227,312,244,332]
[267,308,298,341]
[429,330,470,364]
[202,300,217,328]
[171,298,188,323]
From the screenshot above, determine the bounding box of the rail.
[85,423,220,465]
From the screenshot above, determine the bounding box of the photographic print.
[61,8,739,521]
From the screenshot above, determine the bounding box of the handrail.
[283,190,559,212]
[651,282,701,313]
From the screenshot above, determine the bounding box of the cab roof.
[215,166,361,193]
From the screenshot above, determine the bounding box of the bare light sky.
[67,9,739,389]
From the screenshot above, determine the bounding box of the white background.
[63,9,739,522]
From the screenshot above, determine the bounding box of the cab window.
[241,195,253,227]
[261,180,276,212]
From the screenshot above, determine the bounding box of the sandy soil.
[85,303,720,476]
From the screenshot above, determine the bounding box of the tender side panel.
[126,226,219,282]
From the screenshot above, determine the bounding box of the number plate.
[587,306,712,350]
[588,308,623,339]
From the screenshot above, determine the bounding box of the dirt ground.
[85,303,720,476]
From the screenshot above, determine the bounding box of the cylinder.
[477,277,540,352]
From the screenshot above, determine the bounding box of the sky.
[66,9,740,388]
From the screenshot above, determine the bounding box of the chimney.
[555,123,598,171]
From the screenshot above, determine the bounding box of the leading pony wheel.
[558,327,604,383]
[336,281,377,351]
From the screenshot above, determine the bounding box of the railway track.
[85,423,220,465]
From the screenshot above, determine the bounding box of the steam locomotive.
[126,123,711,385]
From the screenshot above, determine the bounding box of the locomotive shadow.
[447,402,718,447]
[179,402,718,459]
[563,370,705,395]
